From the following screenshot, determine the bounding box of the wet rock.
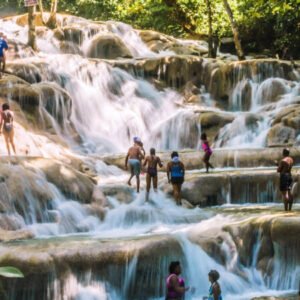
[6,62,44,83]
[62,26,84,45]
[267,124,296,147]
[31,159,95,203]
[59,41,83,55]
[101,184,134,204]
[15,13,46,27]
[257,78,289,104]
[87,34,132,59]
[199,111,235,141]
[0,228,34,242]
[102,148,300,171]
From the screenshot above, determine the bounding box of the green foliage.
[0,266,24,278]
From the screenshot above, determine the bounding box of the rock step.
[101,147,300,171]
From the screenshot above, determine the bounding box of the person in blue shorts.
[0,33,8,79]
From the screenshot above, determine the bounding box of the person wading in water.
[167,151,185,205]
[143,148,163,201]
[166,261,190,300]
[276,148,294,211]
[200,132,214,173]
[206,270,222,300]
[0,103,16,156]
[125,137,144,193]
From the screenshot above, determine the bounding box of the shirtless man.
[277,148,294,211]
[143,148,163,201]
[125,137,144,193]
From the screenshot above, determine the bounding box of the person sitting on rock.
[143,148,163,201]
[167,151,185,205]
[276,148,294,211]
[200,132,214,173]
[125,137,144,193]
[0,103,16,156]
[207,269,222,300]
[0,33,8,79]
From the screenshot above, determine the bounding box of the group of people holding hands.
[125,133,213,205]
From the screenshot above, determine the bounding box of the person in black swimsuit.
[143,148,163,201]
[277,148,293,211]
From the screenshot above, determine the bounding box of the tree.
[222,0,245,60]
[46,0,58,29]
[28,5,37,51]
[206,0,214,58]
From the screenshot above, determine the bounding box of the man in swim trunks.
[0,33,8,79]
[125,137,145,193]
[143,148,163,201]
[277,148,294,211]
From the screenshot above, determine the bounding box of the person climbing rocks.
[206,269,222,300]
[166,261,190,300]
[200,132,214,173]
[276,148,294,211]
[167,151,185,205]
[0,33,8,79]
[0,103,16,156]
[143,148,163,201]
[125,136,144,193]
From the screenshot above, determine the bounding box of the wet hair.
[208,270,220,282]
[171,151,179,159]
[283,148,290,157]
[169,261,180,274]
[150,148,155,155]
[2,103,10,111]
[201,132,207,140]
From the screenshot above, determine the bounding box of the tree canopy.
[1,0,299,58]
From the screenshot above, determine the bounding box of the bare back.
[127,145,143,160]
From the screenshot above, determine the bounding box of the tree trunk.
[222,0,245,60]
[28,5,37,51]
[206,0,214,58]
[46,0,58,29]
[38,0,45,24]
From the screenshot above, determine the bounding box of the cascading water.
[1,12,300,300]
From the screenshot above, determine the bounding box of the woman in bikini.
[0,103,16,156]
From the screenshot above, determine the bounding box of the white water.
[1,14,300,300]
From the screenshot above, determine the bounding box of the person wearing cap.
[276,148,294,211]
[0,32,8,79]
[167,151,185,205]
[125,137,145,193]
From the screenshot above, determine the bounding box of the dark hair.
[283,148,290,157]
[201,132,207,140]
[171,151,179,159]
[208,270,220,281]
[150,148,155,155]
[169,261,180,274]
[2,103,10,111]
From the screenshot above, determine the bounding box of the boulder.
[87,34,132,59]
[199,111,235,141]
[257,78,289,104]
[62,26,84,45]
[59,41,83,55]
[267,124,296,147]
